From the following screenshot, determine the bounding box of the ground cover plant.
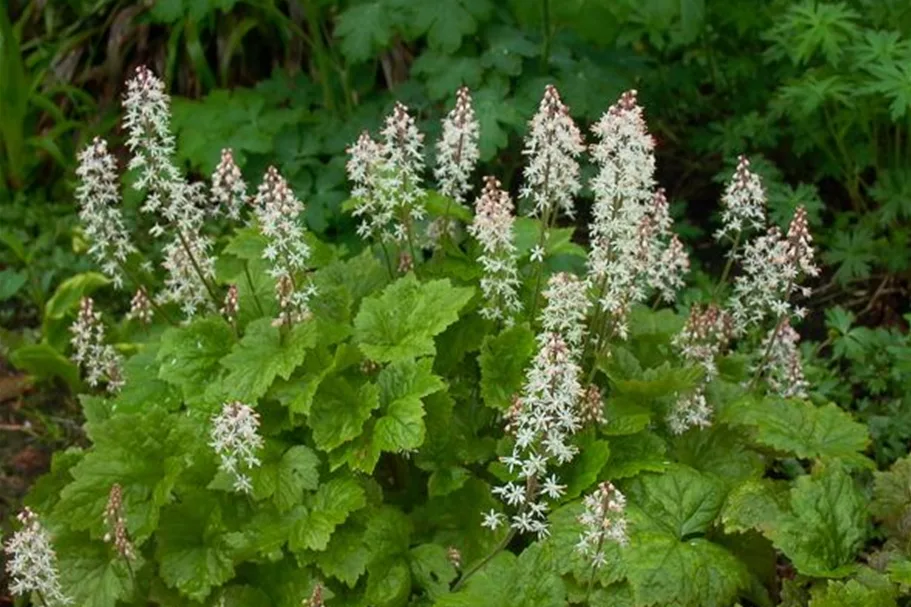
[4,62,911,607]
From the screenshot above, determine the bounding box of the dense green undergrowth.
[2,54,911,605]
[2,1,911,606]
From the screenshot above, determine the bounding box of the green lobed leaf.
[291,477,367,551]
[478,323,535,410]
[602,431,668,479]
[157,317,234,406]
[43,272,110,326]
[434,551,514,607]
[155,495,236,602]
[721,478,790,535]
[808,579,897,607]
[772,460,868,577]
[10,342,82,390]
[626,464,727,539]
[366,557,412,607]
[374,358,445,453]
[218,317,318,402]
[54,409,195,543]
[250,444,321,512]
[410,543,458,599]
[410,0,493,53]
[116,345,182,413]
[57,533,142,607]
[672,425,765,489]
[625,533,749,607]
[310,376,380,452]
[722,397,870,462]
[334,0,402,62]
[314,526,370,587]
[354,274,474,363]
[871,455,911,538]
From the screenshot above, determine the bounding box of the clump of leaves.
[4,66,894,607]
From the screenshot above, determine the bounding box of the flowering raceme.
[588,91,687,341]
[758,319,808,398]
[70,297,123,392]
[576,481,629,568]
[4,508,71,606]
[74,137,137,288]
[253,166,315,324]
[520,85,584,221]
[487,273,589,538]
[346,131,393,240]
[729,205,819,335]
[429,87,480,243]
[468,176,521,324]
[211,148,248,220]
[380,102,427,242]
[716,155,766,242]
[103,484,136,561]
[435,87,480,204]
[210,401,264,494]
[123,66,216,317]
[667,303,735,433]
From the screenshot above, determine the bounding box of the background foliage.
[1,0,910,605]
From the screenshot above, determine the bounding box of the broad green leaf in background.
[218,317,318,401]
[374,358,444,453]
[723,398,870,463]
[626,464,727,539]
[478,323,535,410]
[334,0,403,62]
[291,477,366,552]
[42,272,111,349]
[625,533,749,607]
[761,461,867,577]
[309,376,380,452]
[157,317,234,406]
[871,455,911,538]
[0,267,27,300]
[9,342,82,390]
[57,534,142,607]
[354,274,474,363]
[155,494,236,602]
[409,543,458,599]
[409,0,493,53]
[808,578,897,607]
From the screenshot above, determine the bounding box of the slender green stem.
[749,315,785,390]
[714,231,742,299]
[243,262,265,316]
[175,229,220,308]
[405,220,422,278]
[527,206,552,321]
[540,0,552,69]
[581,275,609,365]
[302,0,336,112]
[452,528,516,592]
[822,104,864,211]
[749,277,795,390]
[583,534,606,602]
[378,240,396,279]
